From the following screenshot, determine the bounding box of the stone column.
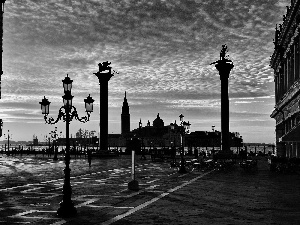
[293,43,296,81]
[289,54,293,88]
[1,1,6,99]
[94,63,114,151]
[280,66,284,99]
[284,59,288,92]
[290,43,295,83]
[275,73,278,103]
[212,55,234,152]
[295,38,300,80]
[287,56,290,90]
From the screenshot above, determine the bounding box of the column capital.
[214,60,234,80]
[93,71,113,84]
[93,62,114,84]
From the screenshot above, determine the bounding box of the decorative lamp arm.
[70,106,91,123]
[44,106,65,124]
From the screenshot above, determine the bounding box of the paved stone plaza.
[0,154,300,224]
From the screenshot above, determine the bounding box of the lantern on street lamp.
[179,114,184,122]
[62,74,73,92]
[84,94,94,113]
[62,91,73,109]
[39,96,51,115]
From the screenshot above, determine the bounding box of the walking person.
[140,147,146,160]
[170,146,177,167]
[87,149,92,167]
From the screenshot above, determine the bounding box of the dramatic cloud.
[1,0,290,142]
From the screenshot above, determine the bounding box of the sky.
[1,0,290,143]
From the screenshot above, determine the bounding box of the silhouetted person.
[194,147,198,158]
[171,146,176,163]
[140,147,146,160]
[87,150,92,167]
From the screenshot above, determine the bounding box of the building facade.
[132,114,243,149]
[270,0,300,158]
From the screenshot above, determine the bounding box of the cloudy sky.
[1,0,290,143]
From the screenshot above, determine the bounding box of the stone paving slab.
[111,158,300,225]
[1,155,300,224]
[0,155,185,224]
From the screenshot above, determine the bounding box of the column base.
[128,180,139,191]
[178,165,187,173]
[57,200,77,217]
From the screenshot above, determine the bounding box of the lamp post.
[170,114,191,173]
[240,135,243,156]
[139,119,146,159]
[39,74,94,217]
[50,127,59,161]
[3,129,10,155]
[212,125,215,152]
[48,136,51,156]
[43,135,49,157]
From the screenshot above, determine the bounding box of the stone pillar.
[293,142,296,157]
[280,67,284,99]
[287,56,290,90]
[1,1,6,99]
[293,42,297,81]
[284,59,287,92]
[213,58,234,152]
[275,74,278,102]
[288,54,293,89]
[296,38,300,80]
[94,63,114,151]
[291,46,295,83]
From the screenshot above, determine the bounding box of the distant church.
[121,92,130,134]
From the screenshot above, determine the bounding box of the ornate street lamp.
[39,75,94,217]
[171,114,191,173]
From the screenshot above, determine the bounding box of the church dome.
[153,113,164,128]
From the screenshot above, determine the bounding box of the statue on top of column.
[211,44,232,65]
[220,44,228,61]
[98,61,112,73]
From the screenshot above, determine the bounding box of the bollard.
[131,150,135,180]
[128,150,139,191]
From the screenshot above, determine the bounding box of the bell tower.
[121,91,130,134]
